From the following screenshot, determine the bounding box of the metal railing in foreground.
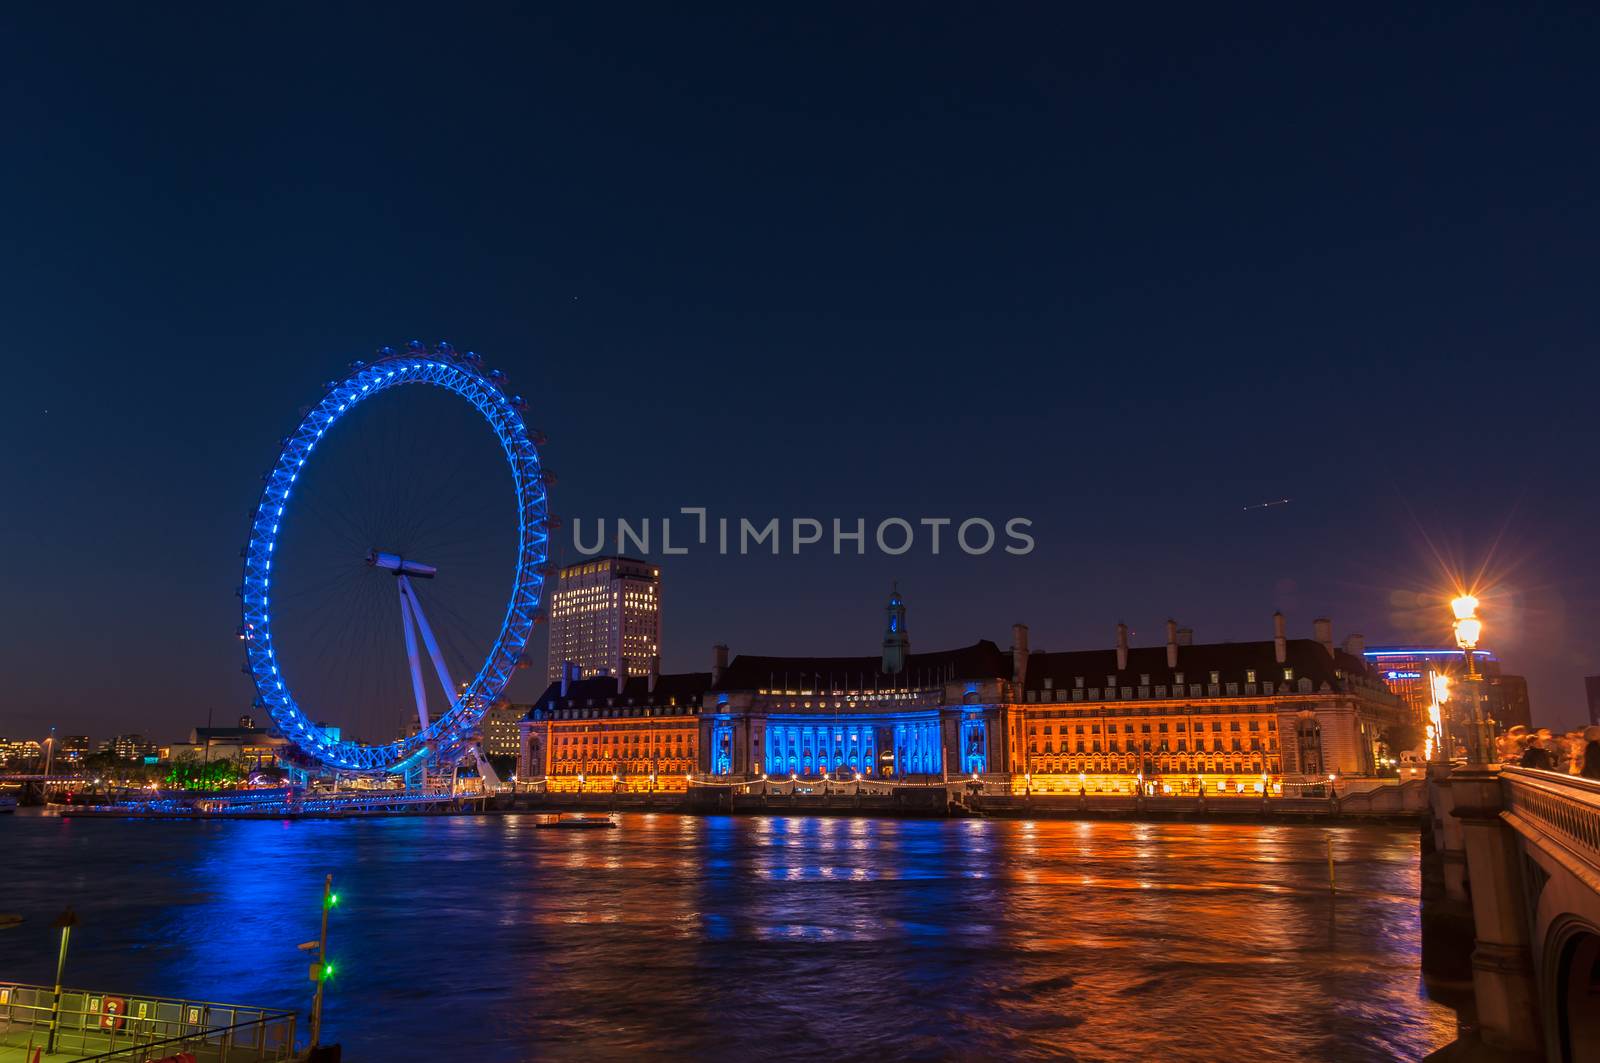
[0,981,296,1061]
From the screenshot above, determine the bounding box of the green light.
[323,963,334,979]
[329,893,339,906]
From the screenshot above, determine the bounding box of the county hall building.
[518,589,1405,794]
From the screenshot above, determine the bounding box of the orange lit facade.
[518,670,707,791]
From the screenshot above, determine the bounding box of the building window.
[1246,670,1257,684]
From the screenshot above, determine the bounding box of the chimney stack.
[1343,633,1366,658]
[1273,611,1287,664]
[1116,622,1129,671]
[648,654,660,694]
[560,660,574,697]
[713,643,729,685]
[1165,619,1179,669]
[1176,627,1193,647]
[1011,623,1030,686]
[1313,617,1334,658]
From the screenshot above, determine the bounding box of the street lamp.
[1450,595,1492,762]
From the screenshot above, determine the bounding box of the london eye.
[239,341,549,785]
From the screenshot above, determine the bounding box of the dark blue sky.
[3,4,1598,741]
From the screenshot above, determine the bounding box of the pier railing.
[0,981,296,1061]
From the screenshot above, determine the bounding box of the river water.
[0,813,1456,1061]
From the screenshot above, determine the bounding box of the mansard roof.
[526,671,714,716]
[1022,638,1374,692]
[714,640,1012,692]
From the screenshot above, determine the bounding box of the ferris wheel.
[238,341,550,785]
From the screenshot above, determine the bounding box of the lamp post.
[46,907,78,1053]
[1451,595,1491,763]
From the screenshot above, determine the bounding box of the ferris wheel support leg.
[469,741,503,790]
[397,576,431,732]
[398,575,459,709]
[403,758,427,792]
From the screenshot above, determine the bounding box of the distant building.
[168,723,288,767]
[60,735,91,763]
[482,702,523,760]
[545,556,661,683]
[102,734,157,761]
[1487,674,1533,732]
[1588,676,1600,728]
[0,738,43,770]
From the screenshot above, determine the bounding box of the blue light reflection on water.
[0,813,1455,1061]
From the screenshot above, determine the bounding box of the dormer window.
[1174,672,1185,685]
[1139,674,1150,685]
[1283,668,1294,681]
[1245,670,1257,684]
[1209,671,1220,684]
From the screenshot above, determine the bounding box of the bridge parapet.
[1501,767,1600,878]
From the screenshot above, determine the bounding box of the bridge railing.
[1499,765,1600,860]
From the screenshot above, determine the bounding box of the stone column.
[1429,762,1470,904]
[1450,765,1542,1055]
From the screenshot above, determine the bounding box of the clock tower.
[882,583,910,675]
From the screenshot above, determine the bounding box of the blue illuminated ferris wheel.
[239,341,549,782]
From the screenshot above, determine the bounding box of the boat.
[535,813,617,830]
[0,795,16,814]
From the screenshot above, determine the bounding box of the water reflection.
[0,815,1453,1061]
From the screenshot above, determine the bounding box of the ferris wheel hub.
[366,550,438,579]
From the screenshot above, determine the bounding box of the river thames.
[1,813,1456,1061]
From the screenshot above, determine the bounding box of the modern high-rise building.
[61,735,91,763]
[545,556,661,683]
[1587,676,1600,727]
[1364,646,1501,731]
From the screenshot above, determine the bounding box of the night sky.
[4,4,1598,743]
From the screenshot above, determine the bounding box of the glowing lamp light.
[1450,595,1479,621]
[1431,675,1451,706]
[1454,617,1483,650]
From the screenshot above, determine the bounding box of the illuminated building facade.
[519,593,1408,793]
[61,735,90,763]
[518,662,707,791]
[700,596,1405,792]
[545,556,661,683]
